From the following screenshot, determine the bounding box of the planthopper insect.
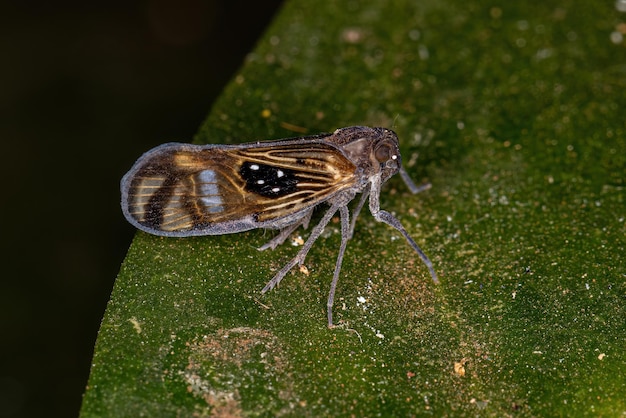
[121,126,438,326]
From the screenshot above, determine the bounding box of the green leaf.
[82,0,626,416]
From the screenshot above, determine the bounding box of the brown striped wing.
[121,142,357,236]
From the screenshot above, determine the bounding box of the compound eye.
[374,142,394,163]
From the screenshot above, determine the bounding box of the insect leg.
[261,204,339,293]
[399,166,431,194]
[347,185,370,239]
[369,174,438,284]
[327,204,350,327]
[257,209,314,251]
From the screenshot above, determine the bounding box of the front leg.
[368,174,438,284]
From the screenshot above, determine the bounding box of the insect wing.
[121,140,357,236]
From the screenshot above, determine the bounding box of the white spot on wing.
[250,164,260,170]
[276,169,284,178]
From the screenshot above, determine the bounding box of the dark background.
[0,1,283,416]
